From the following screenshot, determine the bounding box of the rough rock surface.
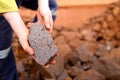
[28,23,58,65]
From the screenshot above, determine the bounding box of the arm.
[37,0,53,33]
[3,12,34,56]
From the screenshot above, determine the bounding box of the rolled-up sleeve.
[0,0,18,13]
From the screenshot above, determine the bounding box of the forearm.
[3,12,34,55]
[37,0,53,33]
[38,0,49,5]
[3,12,28,38]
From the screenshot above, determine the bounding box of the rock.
[69,40,85,50]
[16,61,25,72]
[28,23,58,65]
[67,52,80,66]
[57,43,72,61]
[113,6,120,16]
[115,32,120,40]
[93,23,101,32]
[19,72,29,80]
[103,30,115,40]
[81,62,91,70]
[108,20,119,29]
[92,49,120,80]
[54,26,64,32]
[65,77,72,80]
[14,44,29,59]
[45,54,64,78]
[33,54,64,79]
[75,44,94,62]
[95,42,112,57]
[57,70,69,80]
[68,66,84,77]
[76,69,105,80]
[64,26,80,32]
[60,31,82,41]
[52,30,59,38]
[81,29,95,41]
[101,21,108,29]
[44,78,55,80]
[106,14,114,22]
[55,36,66,45]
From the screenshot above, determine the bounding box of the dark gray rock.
[57,70,69,80]
[76,69,105,80]
[75,44,94,62]
[28,23,58,65]
[92,48,120,80]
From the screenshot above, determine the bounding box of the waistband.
[0,46,11,59]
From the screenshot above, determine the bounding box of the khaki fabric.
[0,0,18,13]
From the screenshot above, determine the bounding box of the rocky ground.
[12,1,120,80]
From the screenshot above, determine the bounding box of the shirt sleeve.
[0,0,18,13]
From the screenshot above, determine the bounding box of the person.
[21,0,58,22]
[0,0,54,79]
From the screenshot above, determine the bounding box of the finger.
[26,23,32,28]
[37,17,43,23]
[49,18,53,33]
[19,38,34,56]
[44,64,49,68]
[37,11,44,24]
[44,15,51,29]
[51,60,56,64]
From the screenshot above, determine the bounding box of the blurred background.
[12,0,120,80]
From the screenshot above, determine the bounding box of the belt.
[0,47,11,59]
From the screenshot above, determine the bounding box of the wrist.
[38,0,49,7]
[3,12,29,39]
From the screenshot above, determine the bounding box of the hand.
[3,12,34,57]
[37,0,53,33]
[18,29,34,57]
[44,52,59,68]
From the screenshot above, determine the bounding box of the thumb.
[19,38,34,56]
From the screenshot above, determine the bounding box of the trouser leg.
[49,0,58,21]
[0,0,22,79]
[0,49,18,80]
[0,16,18,80]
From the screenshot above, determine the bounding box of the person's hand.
[37,0,53,33]
[44,52,59,68]
[3,12,34,57]
[18,28,34,57]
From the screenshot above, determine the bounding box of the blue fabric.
[21,0,58,10]
[0,0,57,79]
[21,0,38,10]
[49,0,58,11]
[0,17,13,50]
[0,0,22,79]
[21,0,58,22]
[0,49,18,80]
